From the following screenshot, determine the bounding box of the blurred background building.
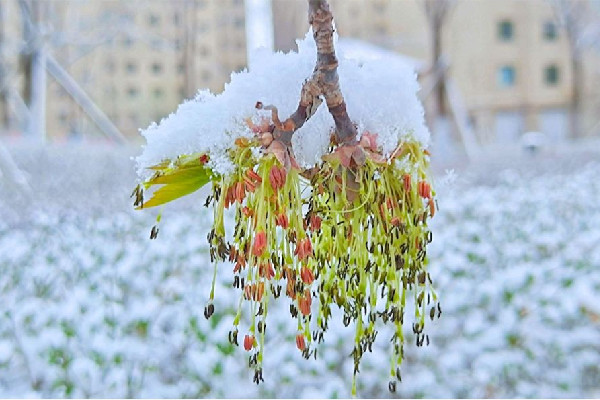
[0,0,599,146]
[0,0,246,141]
[273,0,600,147]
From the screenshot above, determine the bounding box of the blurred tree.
[13,0,126,143]
[421,0,479,161]
[422,0,455,119]
[551,0,600,138]
[0,2,9,129]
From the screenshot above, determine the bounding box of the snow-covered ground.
[0,142,599,398]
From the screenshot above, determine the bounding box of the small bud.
[300,265,315,285]
[244,334,255,351]
[296,334,306,351]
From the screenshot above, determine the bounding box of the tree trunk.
[570,51,583,138]
[431,23,446,117]
[0,1,10,129]
[19,0,35,106]
[28,46,46,142]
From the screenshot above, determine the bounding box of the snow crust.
[136,33,429,178]
[2,143,600,398]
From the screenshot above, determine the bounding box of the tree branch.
[269,0,357,148]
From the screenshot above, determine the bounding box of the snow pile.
[136,33,428,177]
[1,146,600,398]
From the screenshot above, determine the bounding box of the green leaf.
[138,163,211,209]
[149,165,209,186]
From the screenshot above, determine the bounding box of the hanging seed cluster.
[205,137,314,385]
[306,141,440,395]
[135,129,440,394]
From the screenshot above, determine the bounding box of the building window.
[373,2,386,13]
[122,37,133,48]
[498,20,514,41]
[234,17,244,29]
[58,111,68,125]
[173,13,180,26]
[375,24,388,36]
[177,63,185,74]
[543,21,558,41]
[498,65,516,87]
[152,88,164,98]
[125,62,137,74]
[544,65,559,85]
[151,62,163,74]
[148,14,159,26]
[127,87,139,98]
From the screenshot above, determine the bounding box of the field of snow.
[0,142,599,398]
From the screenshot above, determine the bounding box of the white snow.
[136,33,429,178]
[2,144,600,397]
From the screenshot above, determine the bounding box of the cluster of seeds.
[306,141,440,394]
[135,123,440,394]
[205,138,313,384]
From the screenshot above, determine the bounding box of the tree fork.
[268,0,358,148]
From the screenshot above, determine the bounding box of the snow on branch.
[136,1,429,177]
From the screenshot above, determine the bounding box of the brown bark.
[570,52,583,138]
[269,0,357,147]
[423,0,454,118]
[0,1,10,128]
[551,0,592,138]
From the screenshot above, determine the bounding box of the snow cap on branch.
[136,33,429,178]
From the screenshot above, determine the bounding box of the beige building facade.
[0,0,247,141]
[273,0,600,143]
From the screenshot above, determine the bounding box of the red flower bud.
[243,176,256,193]
[252,231,267,257]
[225,186,235,209]
[246,169,263,183]
[418,181,431,199]
[303,238,313,257]
[235,182,246,203]
[260,262,275,280]
[309,214,322,231]
[244,334,255,351]
[276,213,289,229]
[403,174,411,193]
[298,290,312,316]
[300,265,314,285]
[296,334,306,351]
[278,166,287,187]
[269,166,280,191]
